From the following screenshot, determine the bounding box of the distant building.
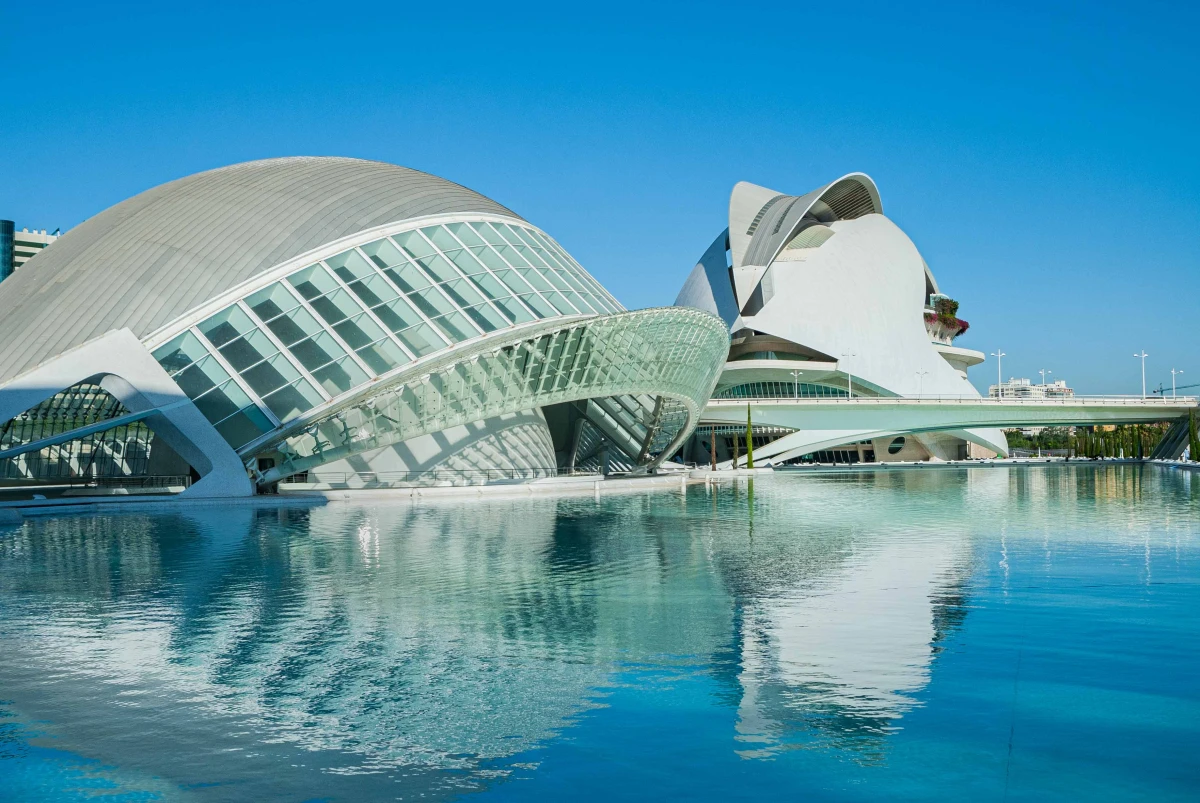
[0,221,61,282]
[989,377,1074,400]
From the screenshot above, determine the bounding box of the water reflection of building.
[727,526,973,760]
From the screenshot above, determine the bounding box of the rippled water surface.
[1,465,1198,801]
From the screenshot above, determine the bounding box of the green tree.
[745,403,755,469]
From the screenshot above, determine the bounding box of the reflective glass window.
[263,379,323,422]
[325,249,374,282]
[463,303,506,332]
[264,306,323,346]
[563,291,597,314]
[469,222,506,246]
[175,355,230,398]
[446,221,485,247]
[245,283,301,323]
[466,271,507,301]
[356,339,409,374]
[371,295,426,334]
[332,312,386,350]
[345,273,399,308]
[312,356,369,396]
[447,248,487,276]
[393,230,436,260]
[493,296,535,324]
[543,291,578,315]
[199,305,256,348]
[288,331,347,372]
[288,264,339,300]
[241,353,302,397]
[153,331,208,376]
[414,253,458,283]
[308,288,364,326]
[383,263,432,294]
[516,267,553,293]
[218,328,279,372]
[439,278,485,308]
[394,322,447,357]
[470,245,509,273]
[520,293,556,318]
[431,311,476,342]
[422,225,462,253]
[215,408,272,449]
[361,238,407,269]
[194,380,245,423]
[409,287,455,318]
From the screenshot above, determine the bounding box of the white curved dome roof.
[0,157,521,383]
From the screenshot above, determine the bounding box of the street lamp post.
[1039,368,1051,388]
[1134,351,1149,398]
[915,369,929,398]
[991,350,1006,399]
[840,351,856,399]
[791,368,801,400]
[1172,368,1183,399]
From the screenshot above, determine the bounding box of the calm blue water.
[1,465,1198,802]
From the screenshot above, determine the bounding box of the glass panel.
[356,339,408,374]
[393,230,436,260]
[287,264,338,300]
[313,356,369,396]
[266,306,323,346]
[439,277,485,308]
[543,291,578,315]
[463,303,506,332]
[325,249,375,282]
[520,293,556,318]
[493,244,528,267]
[383,263,432,293]
[371,295,425,334]
[332,313,386,351]
[516,267,552,292]
[215,409,271,450]
[198,305,255,348]
[153,331,208,376]
[288,331,346,372]
[470,222,507,246]
[446,221,484,247]
[538,267,571,291]
[346,273,399,308]
[422,225,462,253]
[466,271,507,301]
[493,268,534,295]
[432,311,477,342]
[518,244,550,268]
[241,352,301,396]
[493,296,534,324]
[218,328,278,372]
[246,283,301,323]
[194,381,243,423]
[361,238,406,269]
[263,379,322,422]
[447,248,487,276]
[309,288,364,326]
[411,287,454,317]
[396,322,447,356]
[472,245,510,273]
[563,291,596,314]
[414,253,458,283]
[175,355,230,398]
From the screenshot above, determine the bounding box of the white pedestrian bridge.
[701,395,1199,465]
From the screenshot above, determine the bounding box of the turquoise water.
[1,465,1198,801]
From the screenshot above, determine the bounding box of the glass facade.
[152,218,625,451]
[715,382,848,399]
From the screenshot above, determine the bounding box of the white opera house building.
[675,173,1007,464]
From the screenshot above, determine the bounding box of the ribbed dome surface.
[0,157,521,384]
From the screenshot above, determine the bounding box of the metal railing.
[280,466,601,488]
[707,394,1198,406]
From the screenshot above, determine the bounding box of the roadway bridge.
[700,395,1198,465]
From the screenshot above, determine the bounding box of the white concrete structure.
[989,377,1074,399]
[11,226,59,271]
[0,158,728,498]
[676,173,1005,463]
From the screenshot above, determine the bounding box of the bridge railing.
[707,395,1198,405]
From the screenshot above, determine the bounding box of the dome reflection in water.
[1,465,1198,801]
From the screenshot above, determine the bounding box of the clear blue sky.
[3,1,1197,395]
